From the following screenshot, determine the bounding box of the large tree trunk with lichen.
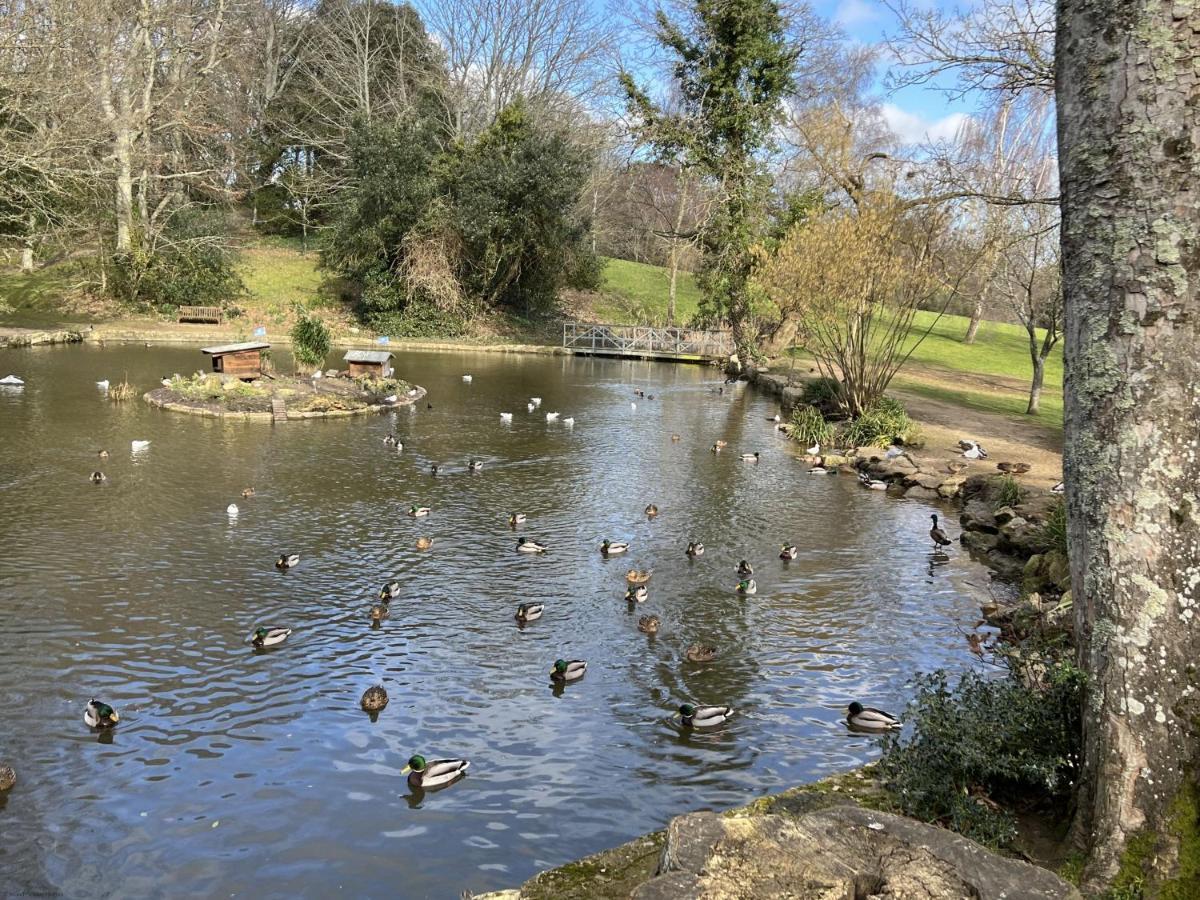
[1056,0,1200,893]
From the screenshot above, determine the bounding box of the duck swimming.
[846,701,902,731]
[241,487,255,498]
[97,449,109,459]
[740,452,760,462]
[361,686,388,711]
[84,699,119,728]
[276,553,300,570]
[686,541,705,558]
[600,539,630,556]
[415,536,433,550]
[409,505,431,517]
[550,659,587,682]
[250,626,291,648]
[402,755,470,789]
[516,537,548,553]
[515,602,544,623]
[626,569,651,585]
[638,615,660,634]
[500,412,513,422]
[676,704,733,729]
[379,581,400,601]
[90,471,106,484]
[625,584,648,602]
[685,644,718,663]
[737,560,753,576]
[779,545,798,560]
[645,504,659,518]
[369,604,389,624]
[468,459,483,472]
[736,578,757,595]
[508,512,526,527]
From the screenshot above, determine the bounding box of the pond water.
[0,344,989,897]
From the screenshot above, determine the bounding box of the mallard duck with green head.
[736,578,757,595]
[550,659,587,682]
[402,755,470,789]
[84,699,119,728]
[409,505,431,517]
[276,553,300,570]
[846,701,902,732]
[517,537,547,553]
[250,626,291,648]
[508,512,526,527]
[515,602,544,623]
[380,581,400,601]
[625,584,648,602]
[676,703,733,728]
[686,541,705,558]
[601,539,630,556]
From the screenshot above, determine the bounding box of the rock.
[994,505,1019,526]
[960,474,995,501]
[870,458,918,481]
[820,454,854,467]
[904,485,940,501]
[633,806,1080,900]
[937,477,966,499]
[961,499,999,534]
[0,763,14,791]
[781,385,805,410]
[999,517,1040,556]
[906,471,945,491]
[962,530,1002,553]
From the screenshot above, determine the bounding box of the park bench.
[177,305,223,324]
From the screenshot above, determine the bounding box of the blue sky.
[810,0,976,144]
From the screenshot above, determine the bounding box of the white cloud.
[880,103,971,145]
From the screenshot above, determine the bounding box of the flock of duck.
[72,376,966,791]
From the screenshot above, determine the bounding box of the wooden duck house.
[344,350,394,379]
[201,342,269,380]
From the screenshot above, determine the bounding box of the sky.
[810,0,976,145]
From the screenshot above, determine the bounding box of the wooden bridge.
[562,322,733,362]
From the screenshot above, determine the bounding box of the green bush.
[787,405,833,447]
[109,230,243,313]
[290,309,332,370]
[839,396,914,448]
[879,665,1084,848]
[801,377,841,409]
[993,473,1025,508]
[1033,499,1069,555]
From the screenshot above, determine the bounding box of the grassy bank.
[594,257,703,324]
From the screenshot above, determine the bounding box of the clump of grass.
[108,379,138,401]
[785,405,833,447]
[993,473,1025,508]
[839,396,916,448]
[1033,498,1068,555]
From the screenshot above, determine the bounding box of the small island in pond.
[143,344,424,420]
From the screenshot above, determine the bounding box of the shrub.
[290,309,332,370]
[839,396,914,448]
[1033,498,1069,555]
[993,474,1025,508]
[879,665,1084,848]
[362,284,467,338]
[787,405,833,447]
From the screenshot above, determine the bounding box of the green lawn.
[235,235,331,324]
[595,257,703,324]
[0,263,83,325]
[903,309,1063,390]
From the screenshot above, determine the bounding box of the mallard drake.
[250,626,291,648]
[736,578,757,595]
[383,434,398,446]
[515,602,544,623]
[626,569,651,585]
[737,560,753,576]
[97,449,109,459]
[380,581,400,601]
[677,703,733,728]
[369,604,389,624]
[90,471,106,484]
[670,434,681,442]
[685,644,718,663]
[859,473,888,490]
[997,462,1031,475]
[929,514,952,548]
[625,584,648,602]
[508,512,526,527]
[84,699,119,728]
[601,539,630,556]
[638,615,660,634]
[846,701,902,731]
[779,545,798,560]
[645,504,659,518]
[276,553,300,570]
[686,541,705,558]
[241,487,255,498]
[740,452,760,462]
[468,459,483,472]
[408,505,431,517]
[516,537,548,553]
[500,412,513,422]
[361,685,388,711]
[550,658,587,682]
[415,536,433,550]
[808,466,829,474]
[402,755,470,789]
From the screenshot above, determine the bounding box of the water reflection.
[0,343,990,897]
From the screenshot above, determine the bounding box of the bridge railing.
[562,322,733,358]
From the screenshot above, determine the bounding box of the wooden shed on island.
[344,350,394,379]
[201,341,269,381]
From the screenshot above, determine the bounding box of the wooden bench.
[178,305,223,324]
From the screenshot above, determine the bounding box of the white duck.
[131,440,150,451]
[96,379,110,390]
[500,412,513,422]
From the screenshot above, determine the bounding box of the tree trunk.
[114,129,135,252]
[1057,0,1200,893]
[1026,356,1043,414]
[21,213,34,273]
[963,296,984,343]
[667,244,678,327]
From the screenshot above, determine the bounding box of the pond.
[0,343,989,897]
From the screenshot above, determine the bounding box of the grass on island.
[595,257,704,325]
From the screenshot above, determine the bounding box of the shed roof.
[201,341,270,355]
[344,350,394,363]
